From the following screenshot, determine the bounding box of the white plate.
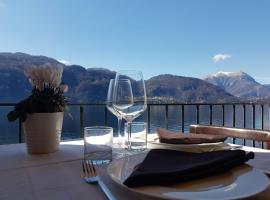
[147,135,233,153]
[107,153,270,200]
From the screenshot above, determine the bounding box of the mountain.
[0,52,238,103]
[146,74,237,103]
[0,53,62,102]
[63,66,116,102]
[0,52,60,69]
[204,71,270,98]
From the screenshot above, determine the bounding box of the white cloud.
[58,59,72,65]
[212,54,232,63]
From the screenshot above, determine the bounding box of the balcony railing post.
[233,104,236,127]
[209,105,213,125]
[104,106,108,126]
[80,106,84,138]
[261,104,264,130]
[261,104,264,149]
[253,104,256,147]
[18,119,22,143]
[181,105,185,132]
[243,104,246,146]
[165,105,169,129]
[196,105,199,124]
[268,104,270,130]
[232,105,236,144]
[253,104,256,129]
[147,106,151,133]
[243,104,246,128]
[222,104,225,126]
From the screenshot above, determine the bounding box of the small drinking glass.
[84,126,113,165]
[124,122,147,151]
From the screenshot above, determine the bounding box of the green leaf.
[7,111,19,122]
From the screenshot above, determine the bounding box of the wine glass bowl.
[106,79,122,118]
[113,70,147,123]
[112,79,134,112]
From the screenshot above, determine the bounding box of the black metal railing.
[0,103,269,148]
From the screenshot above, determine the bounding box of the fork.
[82,160,116,200]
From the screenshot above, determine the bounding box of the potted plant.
[7,63,68,154]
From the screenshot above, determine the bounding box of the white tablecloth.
[0,140,270,200]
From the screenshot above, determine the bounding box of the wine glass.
[113,70,147,150]
[106,79,124,144]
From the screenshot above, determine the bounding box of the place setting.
[107,149,269,200]
[2,2,270,200]
[82,70,270,200]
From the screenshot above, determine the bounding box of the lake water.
[0,104,269,147]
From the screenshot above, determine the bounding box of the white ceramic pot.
[23,112,63,154]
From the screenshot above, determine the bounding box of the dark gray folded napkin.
[123,149,254,187]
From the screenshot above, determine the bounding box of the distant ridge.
[0,52,237,103]
[205,71,256,82]
[204,71,270,98]
[146,74,237,103]
[0,52,61,69]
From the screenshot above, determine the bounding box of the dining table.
[0,139,270,200]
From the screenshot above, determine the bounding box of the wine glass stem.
[117,117,122,143]
[127,121,132,150]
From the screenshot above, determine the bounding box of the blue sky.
[0,0,269,83]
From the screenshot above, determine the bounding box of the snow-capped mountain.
[204,71,270,98]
